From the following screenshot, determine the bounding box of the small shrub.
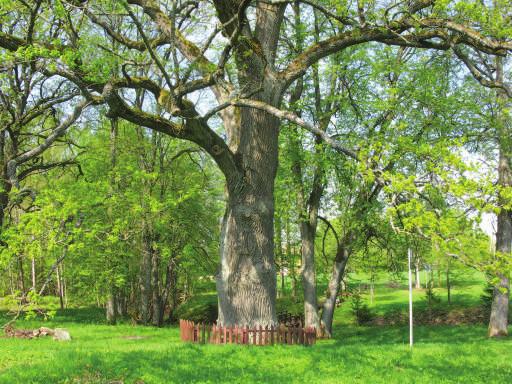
[276,297,304,325]
[175,295,218,323]
[425,280,441,306]
[350,290,374,325]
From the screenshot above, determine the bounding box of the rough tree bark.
[212,1,286,327]
[217,108,281,327]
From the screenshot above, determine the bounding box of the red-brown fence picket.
[179,319,316,346]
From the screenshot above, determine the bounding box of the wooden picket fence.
[180,319,316,346]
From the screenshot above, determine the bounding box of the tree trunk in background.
[151,246,162,326]
[56,263,64,310]
[161,255,178,322]
[286,217,297,299]
[17,255,25,294]
[106,291,117,325]
[8,265,15,295]
[105,117,119,325]
[415,261,421,289]
[275,215,285,298]
[489,152,511,336]
[31,257,36,292]
[301,222,320,331]
[117,291,128,318]
[446,260,451,305]
[489,57,511,338]
[321,235,352,337]
[140,225,153,325]
[170,263,178,315]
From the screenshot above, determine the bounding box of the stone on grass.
[53,328,71,341]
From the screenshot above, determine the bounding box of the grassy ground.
[0,271,511,384]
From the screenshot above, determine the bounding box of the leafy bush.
[350,290,374,325]
[276,297,304,324]
[175,294,218,323]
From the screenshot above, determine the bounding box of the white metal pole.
[408,247,413,348]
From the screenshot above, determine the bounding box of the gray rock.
[53,328,71,341]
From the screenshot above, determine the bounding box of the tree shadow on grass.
[330,324,511,346]
[2,333,512,384]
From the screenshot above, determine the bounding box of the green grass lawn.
[1,271,511,384]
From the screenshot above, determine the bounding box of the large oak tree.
[1,0,511,327]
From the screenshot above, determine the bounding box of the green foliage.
[175,295,218,324]
[350,290,374,325]
[276,297,304,323]
[480,281,494,317]
[424,280,441,307]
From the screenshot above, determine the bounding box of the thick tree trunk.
[216,108,279,327]
[217,190,277,327]
[321,243,351,337]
